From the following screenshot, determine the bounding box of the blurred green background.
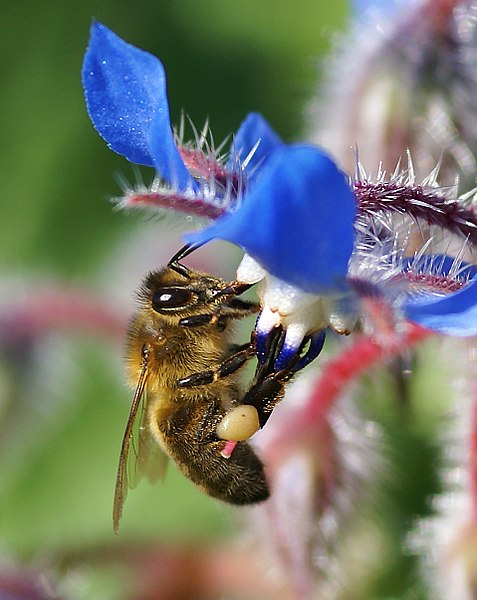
[0,1,367,598]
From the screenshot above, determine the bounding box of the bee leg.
[193,400,224,443]
[179,313,220,328]
[232,327,290,428]
[177,343,255,388]
[252,326,289,381]
[242,329,325,429]
[242,369,291,428]
[180,312,231,333]
[220,298,260,318]
[179,303,258,331]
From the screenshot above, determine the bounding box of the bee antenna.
[168,243,204,277]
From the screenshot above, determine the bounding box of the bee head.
[137,266,230,317]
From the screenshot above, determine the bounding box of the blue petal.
[82,22,192,189]
[228,113,283,175]
[402,254,477,336]
[186,145,356,293]
[404,277,477,336]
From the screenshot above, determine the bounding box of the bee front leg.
[176,343,255,388]
[242,328,326,428]
[179,313,224,329]
[179,302,259,332]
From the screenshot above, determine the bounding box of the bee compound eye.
[151,287,195,311]
[216,405,260,442]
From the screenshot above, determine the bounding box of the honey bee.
[114,251,263,531]
[113,246,324,532]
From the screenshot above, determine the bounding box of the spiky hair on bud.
[354,154,477,245]
[351,154,477,307]
[116,116,253,221]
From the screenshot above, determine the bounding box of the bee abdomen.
[208,442,270,505]
[167,439,270,505]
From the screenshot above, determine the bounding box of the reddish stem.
[178,147,242,194]
[179,147,225,179]
[304,323,429,423]
[125,192,225,220]
[0,290,126,342]
[268,323,430,460]
[394,272,466,293]
[355,180,477,244]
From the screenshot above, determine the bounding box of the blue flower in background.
[82,21,477,356]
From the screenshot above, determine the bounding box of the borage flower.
[82,21,284,219]
[82,22,477,373]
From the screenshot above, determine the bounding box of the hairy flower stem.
[127,177,477,243]
[124,192,225,220]
[304,323,429,422]
[268,323,430,463]
[355,181,477,244]
[179,147,241,192]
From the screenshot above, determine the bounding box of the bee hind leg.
[193,400,224,443]
[241,370,290,429]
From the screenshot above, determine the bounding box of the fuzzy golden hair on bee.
[113,262,275,532]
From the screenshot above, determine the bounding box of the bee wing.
[112,360,147,533]
[128,391,168,488]
[112,350,167,533]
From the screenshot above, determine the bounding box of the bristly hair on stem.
[119,189,226,221]
[355,156,477,244]
[114,115,258,222]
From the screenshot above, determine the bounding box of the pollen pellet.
[216,405,260,442]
